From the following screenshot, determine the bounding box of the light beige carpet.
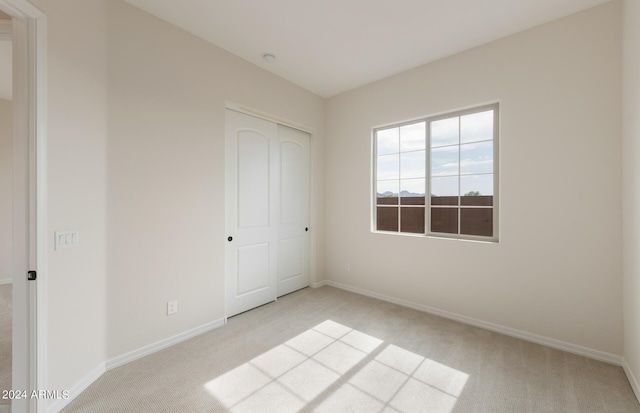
[63,286,639,412]
[0,283,11,405]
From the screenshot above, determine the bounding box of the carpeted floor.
[0,283,11,405]
[62,286,640,412]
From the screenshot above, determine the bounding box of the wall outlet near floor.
[167,300,178,315]
[345,263,351,272]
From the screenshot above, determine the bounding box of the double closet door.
[225,109,310,317]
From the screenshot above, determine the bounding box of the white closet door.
[277,125,310,296]
[225,110,279,317]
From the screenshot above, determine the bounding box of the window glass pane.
[377,128,399,155]
[400,122,426,152]
[400,179,425,205]
[377,180,399,205]
[431,176,458,205]
[460,174,493,198]
[401,207,425,233]
[377,154,399,180]
[461,110,493,144]
[373,105,497,239]
[431,146,458,177]
[431,117,459,148]
[431,208,458,234]
[400,150,425,179]
[460,141,493,175]
[377,207,398,232]
[461,208,493,237]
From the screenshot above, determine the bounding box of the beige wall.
[29,0,109,393]
[623,0,640,398]
[0,99,11,281]
[104,1,324,358]
[27,0,325,395]
[324,2,623,355]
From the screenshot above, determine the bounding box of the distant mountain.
[377,190,425,198]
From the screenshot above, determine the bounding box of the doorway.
[225,109,310,317]
[0,1,46,412]
[0,16,13,402]
[0,11,13,410]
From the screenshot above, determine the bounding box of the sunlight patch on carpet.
[204,320,468,412]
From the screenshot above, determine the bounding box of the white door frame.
[225,102,314,136]
[0,1,46,412]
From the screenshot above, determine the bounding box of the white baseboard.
[106,318,226,370]
[623,359,640,404]
[311,280,328,288]
[323,280,623,366]
[49,362,105,413]
[48,318,225,412]
[0,278,12,285]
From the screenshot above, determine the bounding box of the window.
[374,104,498,241]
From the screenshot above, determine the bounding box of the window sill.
[371,230,499,244]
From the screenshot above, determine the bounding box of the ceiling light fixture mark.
[263,53,276,63]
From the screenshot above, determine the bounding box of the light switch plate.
[54,229,79,250]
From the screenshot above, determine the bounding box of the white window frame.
[372,103,499,242]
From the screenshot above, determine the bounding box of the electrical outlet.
[167,300,178,315]
[345,263,351,272]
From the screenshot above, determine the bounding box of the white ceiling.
[135,1,608,97]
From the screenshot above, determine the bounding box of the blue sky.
[376,110,494,197]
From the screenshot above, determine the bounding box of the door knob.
[305,227,309,232]
[227,236,233,242]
